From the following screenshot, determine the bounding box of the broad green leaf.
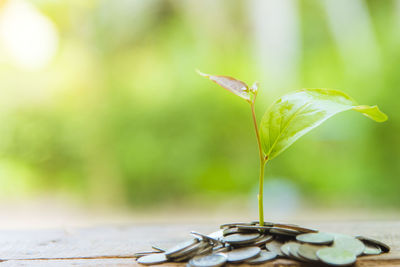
[197,70,254,102]
[260,89,388,160]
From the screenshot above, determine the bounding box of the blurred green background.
[0,0,399,218]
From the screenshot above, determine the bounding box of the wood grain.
[0,221,398,266]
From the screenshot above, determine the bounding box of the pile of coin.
[135,221,390,266]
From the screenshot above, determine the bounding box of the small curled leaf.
[250,82,259,93]
[260,89,388,160]
[197,70,252,102]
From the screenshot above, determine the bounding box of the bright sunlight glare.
[0,0,58,70]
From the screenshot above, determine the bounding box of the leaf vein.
[267,102,312,157]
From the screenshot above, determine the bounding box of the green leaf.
[260,89,388,160]
[197,70,254,102]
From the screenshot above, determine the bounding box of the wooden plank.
[0,221,398,266]
[1,258,137,267]
[3,258,400,267]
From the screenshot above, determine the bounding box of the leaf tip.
[353,105,388,123]
[196,69,209,78]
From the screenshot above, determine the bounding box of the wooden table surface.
[0,220,399,266]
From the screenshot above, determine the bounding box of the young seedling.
[198,71,388,226]
[135,73,390,265]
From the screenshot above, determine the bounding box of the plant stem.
[250,103,267,226]
[258,157,267,226]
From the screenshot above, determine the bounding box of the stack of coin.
[135,221,390,266]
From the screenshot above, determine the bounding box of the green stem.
[258,157,267,226]
[250,103,267,226]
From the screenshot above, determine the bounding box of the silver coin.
[246,250,277,264]
[134,251,160,258]
[363,243,382,255]
[207,230,224,241]
[280,242,303,261]
[250,221,275,226]
[237,225,273,231]
[265,239,285,256]
[298,243,326,261]
[173,250,199,262]
[137,253,168,265]
[213,246,231,253]
[223,227,249,236]
[151,245,166,252]
[184,242,211,260]
[223,232,261,245]
[271,227,301,236]
[169,241,207,260]
[288,242,308,262]
[220,222,252,229]
[165,238,199,258]
[296,232,334,245]
[252,234,274,246]
[197,245,214,256]
[191,231,220,244]
[332,233,365,256]
[317,247,356,266]
[174,253,196,262]
[280,242,293,258]
[356,235,390,253]
[226,246,261,262]
[188,253,227,267]
[274,223,318,233]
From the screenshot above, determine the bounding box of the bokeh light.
[0,0,398,227]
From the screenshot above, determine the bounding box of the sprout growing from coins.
[135,74,390,266]
[197,71,388,226]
